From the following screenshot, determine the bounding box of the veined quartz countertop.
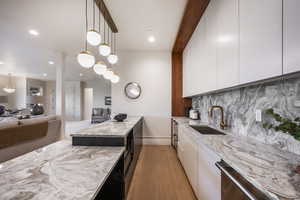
[0,140,125,200]
[172,117,300,200]
[71,116,142,137]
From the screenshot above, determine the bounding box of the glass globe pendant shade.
[93,61,107,75]
[3,88,16,94]
[99,43,111,56]
[87,29,101,46]
[107,54,118,64]
[110,74,120,83]
[77,51,95,68]
[103,69,114,80]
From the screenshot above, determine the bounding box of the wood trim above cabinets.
[171,0,209,116]
[172,0,210,53]
[172,53,192,116]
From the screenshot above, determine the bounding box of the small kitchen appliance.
[189,109,199,120]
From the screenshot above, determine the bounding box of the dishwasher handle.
[215,161,257,200]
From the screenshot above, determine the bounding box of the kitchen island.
[71,116,143,196]
[0,140,125,200]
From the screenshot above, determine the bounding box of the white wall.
[85,78,111,108]
[112,51,171,145]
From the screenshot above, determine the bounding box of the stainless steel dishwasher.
[215,160,271,200]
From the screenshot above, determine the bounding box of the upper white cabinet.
[183,14,207,97]
[202,0,218,93]
[283,0,300,74]
[216,0,239,89]
[239,0,283,84]
[183,0,298,96]
[183,0,218,97]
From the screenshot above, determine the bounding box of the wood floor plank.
[127,145,197,200]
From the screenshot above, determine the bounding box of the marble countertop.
[71,116,142,137]
[0,140,125,200]
[172,117,300,200]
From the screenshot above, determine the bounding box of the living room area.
[64,76,112,138]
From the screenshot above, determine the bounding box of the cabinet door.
[283,0,300,74]
[183,11,207,97]
[177,127,186,165]
[197,142,221,200]
[184,135,199,197]
[201,0,218,93]
[216,0,239,89]
[239,0,282,84]
[183,0,218,96]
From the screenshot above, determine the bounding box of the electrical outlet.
[256,110,262,122]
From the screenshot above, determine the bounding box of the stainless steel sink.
[190,125,226,135]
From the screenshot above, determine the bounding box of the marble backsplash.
[192,76,300,155]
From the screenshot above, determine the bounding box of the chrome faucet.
[209,105,227,130]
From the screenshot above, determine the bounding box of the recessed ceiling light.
[28,29,39,36]
[0,61,4,65]
[0,164,2,170]
[148,36,155,43]
[48,61,54,65]
[79,73,83,77]
[43,73,47,77]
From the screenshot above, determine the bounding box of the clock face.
[124,82,141,99]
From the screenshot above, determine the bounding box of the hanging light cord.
[99,0,101,34]
[103,4,106,44]
[111,31,113,54]
[93,0,95,29]
[85,0,88,50]
[114,33,116,54]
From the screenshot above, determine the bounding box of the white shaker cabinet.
[216,0,239,89]
[239,0,283,84]
[283,0,300,74]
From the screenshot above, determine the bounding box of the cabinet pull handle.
[215,161,257,200]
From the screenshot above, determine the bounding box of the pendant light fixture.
[77,0,96,68]
[87,0,101,46]
[107,32,118,64]
[3,73,16,94]
[103,68,114,80]
[99,6,111,57]
[93,61,107,75]
[110,73,120,83]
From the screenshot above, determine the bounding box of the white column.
[56,52,66,138]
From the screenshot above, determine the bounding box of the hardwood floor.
[127,145,197,200]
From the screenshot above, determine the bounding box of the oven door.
[216,161,270,200]
[171,119,178,151]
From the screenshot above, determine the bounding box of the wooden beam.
[171,0,209,116]
[172,0,209,53]
[95,0,118,33]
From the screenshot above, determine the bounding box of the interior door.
[83,88,93,120]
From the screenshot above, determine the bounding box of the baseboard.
[142,136,171,145]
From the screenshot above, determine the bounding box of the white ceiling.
[0,0,186,81]
[104,0,187,51]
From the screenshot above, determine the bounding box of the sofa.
[0,115,61,163]
[91,108,111,124]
